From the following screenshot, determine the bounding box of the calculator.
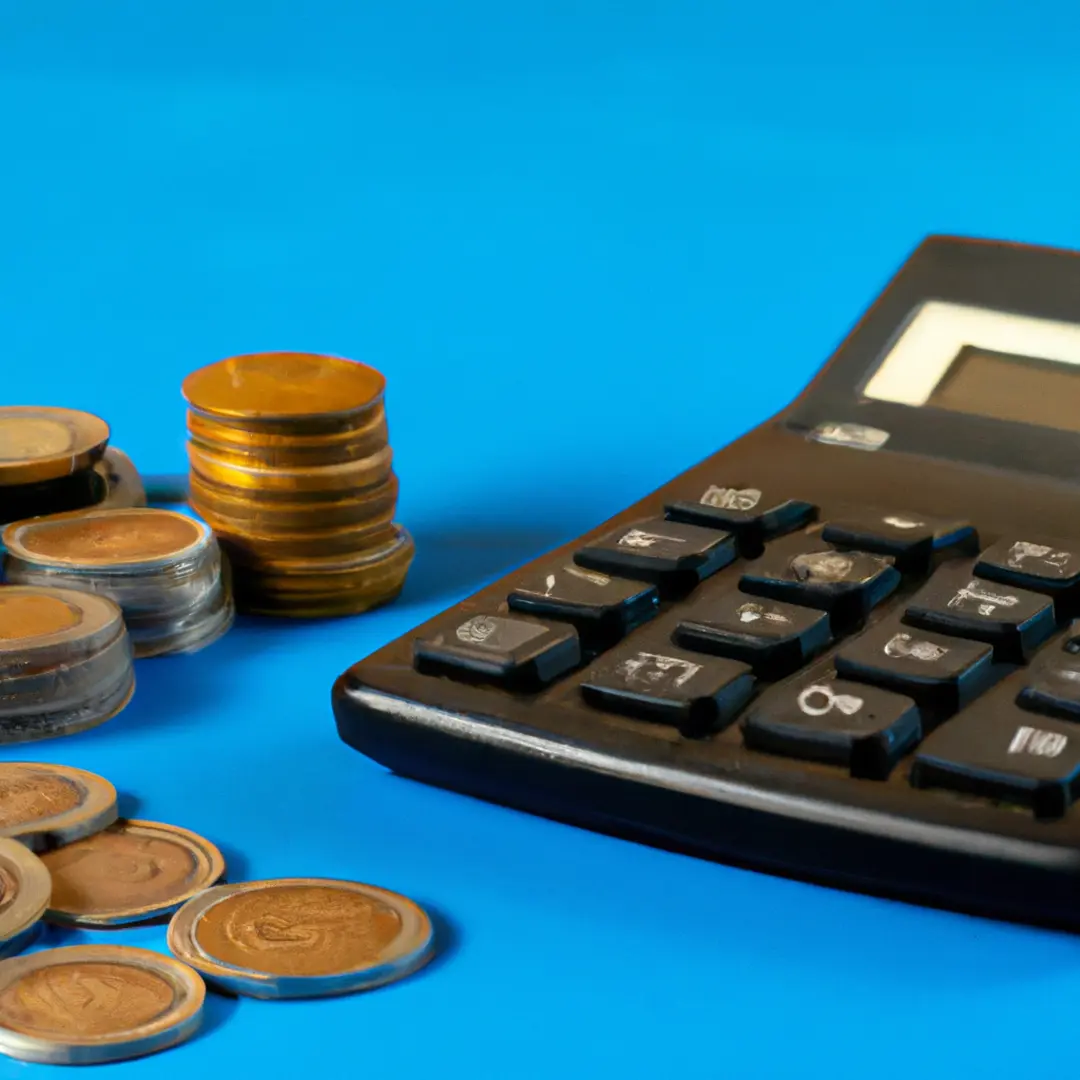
[332,235,1080,930]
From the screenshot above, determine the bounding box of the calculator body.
[333,236,1080,929]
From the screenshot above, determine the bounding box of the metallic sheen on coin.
[0,839,50,960]
[167,877,435,999]
[0,945,205,1065]
[0,407,110,486]
[0,763,118,852]
[42,820,225,927]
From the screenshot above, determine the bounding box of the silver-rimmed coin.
[0,839,50,959]
[0,763,118,852]
[167,877,435,999]
[0,945,205,1065]
[41,820,225,927]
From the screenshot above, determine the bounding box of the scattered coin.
[92,446,147,509]
[167,877,435,999]
[0,763,118,852]
[0,838,50,960]
[0,587,134,744]
[0,407,110,487]
[0,945,205,1065]
[41,820,225,928]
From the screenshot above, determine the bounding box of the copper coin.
[3,508,208,570]
[187,440,394,495]
[182,351,385,424]
[0,407,110,486]
[0,839,50,957]
[41,820,225,927]
[0,945,205,1065]
[0,763,117,851]
[167,877,435,999]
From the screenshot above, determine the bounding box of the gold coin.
[0,407,110,486]
[182,352,385,424]
[217,520,399,564]
[0,945,205,1065]
[186,399,384,443]
[3,508,207,569]
[167,878,434,999]
[0,763,118,851]
[189,470,398,530]
[41,820,225,927]
[0,838,50,957]
[187,440,394,495]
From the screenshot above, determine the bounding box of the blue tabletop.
[5,3,1080,1076]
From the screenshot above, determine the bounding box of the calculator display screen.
[863,301,1080,433]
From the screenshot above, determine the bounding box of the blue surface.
[4,3,1080,1076]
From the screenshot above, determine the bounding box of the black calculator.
[333,235,1080,930]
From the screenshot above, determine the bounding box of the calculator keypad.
[410,489,1080,821]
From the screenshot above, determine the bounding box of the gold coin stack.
[181,352,414,617]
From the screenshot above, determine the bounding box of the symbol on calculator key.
[1008,725,1068,758]
[1007,541,1071,570]
[791,552,855,582]
[883,632,948,661]
[797,684,864,717]
[883,515,925,530]
[946,580,1020,617]
[616,652,701,689]
[564,565,611,587]
[700,486,762,512]
[456,616,499,644]
[618,529,686,549]
[735,601,792,626]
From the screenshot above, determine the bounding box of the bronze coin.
[0,945,205,1064]
[182,352,385,423]
[3,509,206,569]
[41,820,225,927]
[0,408,110,486]
[0,591,81,642]
[167,878,435,998]
[0,763,117,851]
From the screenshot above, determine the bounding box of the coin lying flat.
[42,820,225,927]
[0,763,117,852]
[0,407,110,486]
[0,945,205,1065]
[0,839,50,960]
[182,352,386,424]
[167,878,435,999]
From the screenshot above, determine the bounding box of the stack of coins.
[3,508,234,658]
[0,407,144,525]
[0,587,134,744]
[182,352,414,617]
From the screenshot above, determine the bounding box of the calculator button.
[739,548,900,626]
[414,614,580,689]
[581,644,754,737]
[835,620,994,717]
[911,705,1080,819]
[822,512,976,571]
[975,537,1080,594]
[1018,653,1080,720]
[664,486,815,543]
[904,567,1056,662]
[742,672,920,780]
[507,564,659,648]
[674,595,830,679]
[574,518,737,597]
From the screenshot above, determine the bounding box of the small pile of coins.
[0,762,436,1065]
[0,587,135,744]
[3,508,234,658]
[182,351,414,617]
[0,407,145,525]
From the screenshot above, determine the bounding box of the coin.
[187,441,394,494]
[0,407,110,486]
[167,877,435,999]
[92,447,147,509]
[41,820,225,927]
[0,945,205,1065]
[0,763,118,851]
[0,839,50,959]
[182,351,386,424]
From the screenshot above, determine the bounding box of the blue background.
[4,3,1080,1076]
